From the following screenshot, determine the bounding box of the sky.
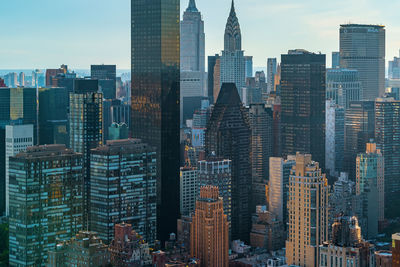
[1,0,400,70]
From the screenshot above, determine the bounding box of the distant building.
[245,56,253,78]
[5,124,33,216]
[9,145,83,266]
[109,223,152,267]
[180,166,199,216]
[191,99,210,148]
[375,251,392,267]
[91,64,117,99]
[90,139,157,245]
[389,50,400,79]
[280,50,326,168]
[191,186,229,267]
[326,68,362,109]
[340,24,385,100]
[207,54,220,104]
[205,83,251,242]
[108,122,129,140]
[18,72,25,86]
[332,52,340,68]
[267,58,277,93]
[45,65,68,87]
[393,233,400,267]
[286,153,329,267]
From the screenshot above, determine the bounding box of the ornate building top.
[224,0,242,51]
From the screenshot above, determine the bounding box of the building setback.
[9,145,83,266]
[90,139,157,245]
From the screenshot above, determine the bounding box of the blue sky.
[1,0,399,69]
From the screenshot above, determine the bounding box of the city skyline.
[1,0,400,69]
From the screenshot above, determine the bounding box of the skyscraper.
[393,233,400,267]
[332,52,340,68]
[280,49,326,167]
[9,145,83,266]
[245,56,253,78]
[190,186,229,267]
[285,153,329,267]
[90,139,157,245]
[205,83,251,242]
[180,166,198,216]
[340,24,385,100]
[131,0,180,243]
[69,78,103,225]
[249,104,273,206]
[220,1,246,99]
[90,64,117,99]
[389,50,400,79]
[267,58,277,93]
[375,97,400,218]
[207,54,220,104]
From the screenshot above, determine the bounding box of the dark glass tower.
[205,83,251,242]
[131,0,180,243]
[90,65,117,100]
[280,50,326,167]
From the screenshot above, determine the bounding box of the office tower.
[267,58,277,93]
[244,77,262,105]
[5,124,33,216]
[4,72,18,87]
[91,64,117,99]
[329,173,355,224]
[108,122,129,140]
[38,87,69,145]
[325,100,345,177]
[375,251,393,267]
[198,158,232,223]
[375,97,400,217]
[326,68,362,109]
[274,64,281,93]
[319,216,375,267]
[9,145,83,266]
[69,78,103,225]
[332,52,340,68]
[272,99,282,156]
[131,0,180,243]
[245,56,253,78]
[0,78,5,87]
[393,234,400,267]
[18,72,25,87]
[250,206,286,251]
[47,231,110,267]
[90,139,157,245]
[280,50,326,167]
[220,1,246,99]
[45,65,68,87]
[268,156,296,224]
[389,50,400,79]
[340,24,385,100]
[344,101,375,179]
[205,83,251,242]
[190,186,229,267]
[285,153,329,267]
[355,142,384,238]
[103,99,130,141]
[249,104,273,206]
[191,99,210,148]
[207,54,220,104]
[213,58,221,102]
[109,223,152,266]
[180,166,198,216]
[180,72,207,124]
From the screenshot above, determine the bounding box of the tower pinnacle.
[186,0,198,12]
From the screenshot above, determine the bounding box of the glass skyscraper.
[131,0,180,243]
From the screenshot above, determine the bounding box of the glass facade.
[131,0,180,242]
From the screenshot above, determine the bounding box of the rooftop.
[340,24,385,28]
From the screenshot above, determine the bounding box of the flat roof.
[340,24,385,28]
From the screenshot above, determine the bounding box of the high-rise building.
[9,145,83,266]
[280,50,326,167]
[325,100,345,177]
[332,52,340,68]
[220,1,246,99]
[91,64,117,99]
[249,104,273,206]
[389,50,400,79]
[90,139,157,245]
[213,57,221,103]
[344,101,375,179]
[326,68,362,110]
[45,65,68,87]
[69,78,103,225]
[198,158,232,223]
[205,83,251,242]
[131,0,180,243]
[375,251,393,267]
[191,99,210,148]
[180,166,198,216]
[245,56,253,78]
[103,99,130,141]
[393,233,400,267]
[285,153,329,267]
[267,58,277,93]
[268,156,296,224]
[207,54,220,104]
[375,97,400,218]
[355,142,384,238]
[5,124,33,216]
[340,24,385,100]
[190,186,229,267]
[18,72,25,87]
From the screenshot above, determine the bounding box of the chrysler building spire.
[224,0,242,51]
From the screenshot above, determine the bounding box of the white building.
[5,124,34,215]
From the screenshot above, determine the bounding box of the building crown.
[224,0,242,51]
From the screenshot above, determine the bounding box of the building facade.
[90,139,157,245]
[285,153,329,267]
[91,64,117,99]
[180,166,199,216]
[131,0,180,242]
[267,58,277,93]
[393,233,400,267]
[9,145,83,266]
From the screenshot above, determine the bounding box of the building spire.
[224,0,242,51]
[186,0,198,12]
[231,0,235,13]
